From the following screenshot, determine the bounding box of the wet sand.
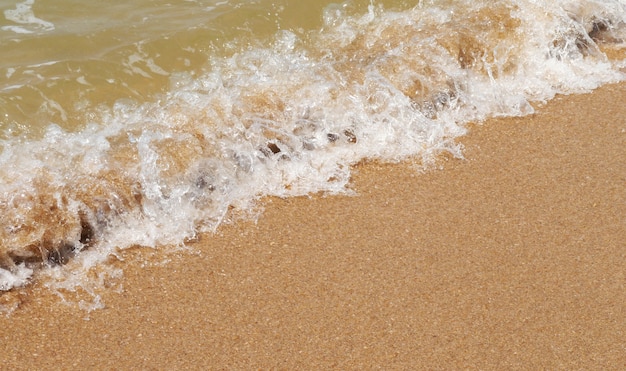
[1,83,625,369]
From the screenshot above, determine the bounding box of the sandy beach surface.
[1,82,625,369]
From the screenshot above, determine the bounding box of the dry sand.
[1,83,625,369]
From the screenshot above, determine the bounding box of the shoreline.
[1,82,625,369]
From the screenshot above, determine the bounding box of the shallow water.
[0,0,625,305]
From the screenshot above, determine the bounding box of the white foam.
[0,25,34,34]
[3,0,55,34]
[0,265,32,291]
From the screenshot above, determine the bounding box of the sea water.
[0,0,625,306]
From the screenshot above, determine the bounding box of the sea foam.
[0,0,624,297]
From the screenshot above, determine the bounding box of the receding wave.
[1,0,625,298]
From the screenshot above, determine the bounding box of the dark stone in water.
[327,133,340,142]
[80,217,94,245]
[266,142,281,154]
[47,215,96,266]
[343,130,357,143]
[47,244,76,266]
[588,19,621,43]
[194,170,216,192]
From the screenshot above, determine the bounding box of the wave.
[1,0,625,298]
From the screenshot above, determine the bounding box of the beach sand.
[1,82,625,369]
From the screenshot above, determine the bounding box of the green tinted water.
[2,0,394,136]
